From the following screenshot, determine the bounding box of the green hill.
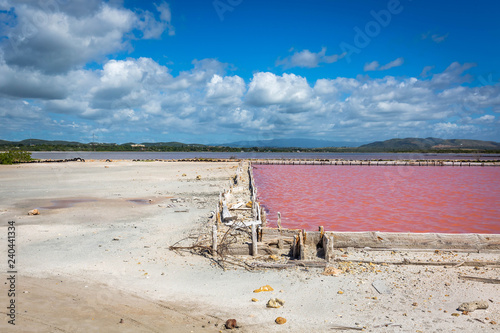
[360,137,500,151]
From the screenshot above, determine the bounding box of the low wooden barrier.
[259,227,500,261]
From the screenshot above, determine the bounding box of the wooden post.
[261,208,267,227]
[277,212,282,230]
[251,223,258,256]
[212,224,218,255]
[291,235,297,258]
[323,234,334,262]
[298,231,305,260]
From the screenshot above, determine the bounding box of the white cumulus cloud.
[276,47,346,69]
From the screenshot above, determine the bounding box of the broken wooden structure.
[210,160,500,263]
[259,226,500,261]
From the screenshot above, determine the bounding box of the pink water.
[253,165,500,234]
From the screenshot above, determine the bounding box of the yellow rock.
[337,291,344,294]
[275,317,286,325]
[253,285,274,293]
[322,266,342,276]
[267,298,285,308]
[28,209,40,216]
[251,298,258,302]
[246,201,252,208]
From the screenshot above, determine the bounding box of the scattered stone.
[451,313,460,317]
[490,321,497,325]
[323,266,342,276]
[251,298,258,302]
[372,279,392,294]
[266,298,285,308]
[254,285,273,293]
[182,173,186,177]
[119,319,124,324]
[196,175,201,180]
[246,201,252,208]
[337,291,344,294]
[458,301,489,312]
[275,317,286,325]
[28,209,40,215]
[225,319,237,329]
[412,302,418,307]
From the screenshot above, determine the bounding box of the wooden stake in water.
[277,212,282,230]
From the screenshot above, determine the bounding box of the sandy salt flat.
[0,161,499,333]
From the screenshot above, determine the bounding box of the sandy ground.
[0,161,499,332]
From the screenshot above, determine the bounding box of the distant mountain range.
[1,137,499,151]
[360,137,500,150]
[218,138,366,148]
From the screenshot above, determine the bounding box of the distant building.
[131,144,145,148]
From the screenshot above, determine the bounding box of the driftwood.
[458,276,500,284]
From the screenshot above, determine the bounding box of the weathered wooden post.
[277,212,282,230]
[298,231,305,260]
[323,234,334,262]
[212,224,218,255]
[251,223,258,256]
[292,235,298,258]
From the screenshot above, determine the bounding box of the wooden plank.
[304,231,322,246]
[327,232,500,250]
[335,258,500,267]
[226,243,276,256]
[261,227,300,242]
[258,227,500,252]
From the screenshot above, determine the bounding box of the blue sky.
[1,0,499,144]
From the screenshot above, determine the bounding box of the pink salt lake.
[253,165,500,234]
